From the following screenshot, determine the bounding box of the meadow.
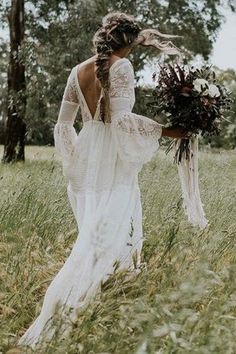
[0,145,236,354]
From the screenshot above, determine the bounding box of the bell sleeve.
[54,67,79,175]
[110,59,163,165]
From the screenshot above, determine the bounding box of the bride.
[17,12,190,349]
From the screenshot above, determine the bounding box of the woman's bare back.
[77,54,122,118]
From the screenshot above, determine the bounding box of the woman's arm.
[54,67,80,176]
[109,59,191,165]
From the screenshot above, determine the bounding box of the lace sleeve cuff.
[111,112,162,165]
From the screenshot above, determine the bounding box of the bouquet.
[151,64,232,163]
[150,64,232,229]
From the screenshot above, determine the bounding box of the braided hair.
[92,13,141,123]
[92,12,181,123]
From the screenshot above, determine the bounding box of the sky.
[211,8,236,70]
[141,7,236,85]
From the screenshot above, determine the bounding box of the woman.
[17,12,189,349]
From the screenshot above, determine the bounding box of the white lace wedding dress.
[17,57,162,348]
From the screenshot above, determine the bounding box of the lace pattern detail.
[115,113,162,138]
[54,122,77,160]
[110,60,135,100]
[109,73,134,98]
[110,86,134,99]
[78,95,91,123]
[63,69,79,104]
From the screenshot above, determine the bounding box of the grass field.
[0,145,236,354]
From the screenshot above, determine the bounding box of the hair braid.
[93,13,141,123]
[94,35,113,123]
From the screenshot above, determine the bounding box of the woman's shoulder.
[71,57,95,75]
[110,57,133,71]
[109,58,134,81]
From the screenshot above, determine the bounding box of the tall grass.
[0,146,236,353]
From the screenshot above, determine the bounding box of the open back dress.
[17,57,163,348]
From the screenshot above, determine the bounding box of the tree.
[0,0,235,153]
[0,41,8,145]
[1,0,76,162]
[2,0,26,162]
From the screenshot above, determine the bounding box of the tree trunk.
[2,0,26,163]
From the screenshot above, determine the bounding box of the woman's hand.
[161,126,192,139]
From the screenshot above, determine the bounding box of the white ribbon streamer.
[174,136,208,229]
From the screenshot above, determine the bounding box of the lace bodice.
[54,58,163,176]
[58,58,136,123]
